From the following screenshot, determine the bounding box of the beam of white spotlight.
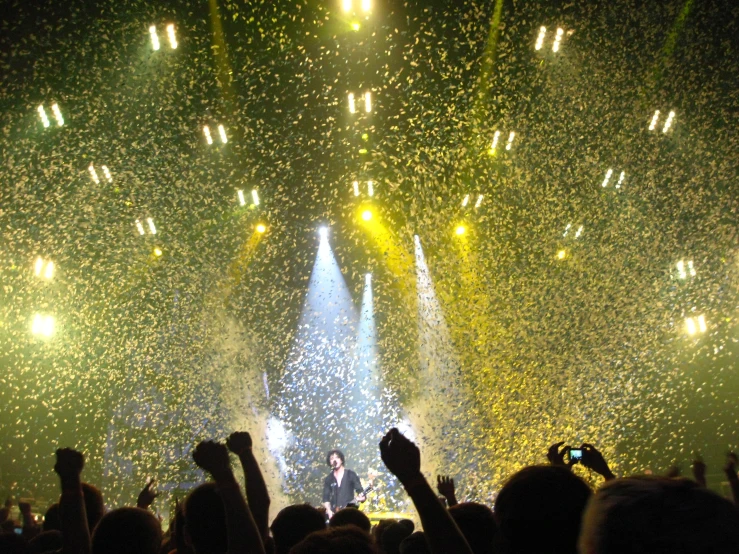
[166,23,177,49]
[147,217,157,235]
[552,27,564,52]
[535,26,546,50]
[649,110,660,131]
[662,110,675,133]
[51,103,64,126]
[251,189,260,206]
[149,25,160,50]
[89,164,100,184]
[237,189,246,206]
[475,194,483,209]
[218,124,228,144]
[38,105,50,128]
[348,93,356,114]
[203,125,213,145]
[364,91,372,113]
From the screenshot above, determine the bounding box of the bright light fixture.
[506,131,516,150]
[348,93,356,114]
[649,110,660,131]
[462,194,470,207]
[38,105,50,128]
[252,189,260,206]
[557,249,566,259]
[135,220,145,235]
[602,168,613,188]
[353,181,360,196]
[475,194,483,208]
[697,314,707,333]
[35,257,54,279]
[455,225,466,236]
[256,224,267,234]
[342,0,352,12]
[102,165,112,182]
[149,25,160,50]
[203,125,213,145]
[367,180,374,196]
[237,189,246,206]
[166,23,177,49]
[563,223,572,237]
[218,124,227,144]
[32,314,55,337]
[147,217,157,235]
[361,0,371,12]
[362,209,373,221]
[575,225,583,238]
[685,316,697,335]
[51,103,64,126]
[662,110,675,133]
[364,91,372,113]
[154,247,163,257]
[489,130,501,154]
[89,164,100,184]
[552,27,564,52]
[616,171,625,189]
[535,26,546,50]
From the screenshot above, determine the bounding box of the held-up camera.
[568,448,583,463]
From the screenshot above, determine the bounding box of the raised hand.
[379,428,421,485]
[691,459,707,487]
[436,475,458,507]
[581,443,615,480]
[136,478,160,509]
[725,453,739,476]
[193,440,232,480]
[54,448,84,481]
[227,431,253,456]
[547,442,574,467]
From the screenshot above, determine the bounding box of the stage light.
[153,247,163,257]
[688,260,696,277]
[506,131,515,150]
[166,23,177,49]
[101,165,112,182]
[575,225,583,238]
[676,260,687,279]
[552,27,564,52]
[462,194,470,207]
[89,164,100,184]
[149,25,160,50]
[218,124,228,144]
[557,249,566,259]
[51,103,64,126]
[237,189,246,206]
[361,0,371,11]
[203,125,213,145]
[475,194,483,208]
[353,181,360,196]
[455,225,466,236]
[135,220,145,235]
[32,314,55,337]
[351,22,361,31]
[563,223,572,237]
[365,272,372,284]
[662,110,675,133]
[34,257,55,279]
[616,171,625,188]
[602,168,613,188]
[252,189,260,206]
[256,223,267,234]
[319,226,329,240]
[685,316,697,335]
[535,26,546,50]
[697,314,707,333]
[367,180,374,196]
[147,217,157,235]
[489,130,501,154]
[38,105,50,128]
[364,91,372,113]
[358,147,368,154]
[649,110,660,131]
[342,0,352,12]
[362,209,373,221]
[348,93,356,114]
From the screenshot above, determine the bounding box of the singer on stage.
[322,449,366,519]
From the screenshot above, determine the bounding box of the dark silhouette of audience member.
[399,532,430,554]
[28,530,63,554]
[270,504,326,554]
[448,503,497,554]
[91,507,162,554]
[380,521,414,554]
[494,465,591,554]
[289,524,379,554]
[183,483,228,554]
[43,504,61,532]
[327,506,371,533]
[579,476,739,554]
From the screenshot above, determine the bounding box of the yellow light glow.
[557,249,566,259]
[362,209,373,221]
[351,22,360,31]
[149,25,160,50]
[342,0,352,12]
[32,314,55,337]
[35,257,44,277]
[256,224,267,234]
[166,23,177,49]
[44,261,55,279]
[685,317,697,335]
[697,314,707,333]
[535,26,546,50]
[455,225,466,236]
[38,105,50,128]
[154,247,163,257]
[361,0,371,11]
[348,93,356,113]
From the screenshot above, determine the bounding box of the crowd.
[2,428,739,554]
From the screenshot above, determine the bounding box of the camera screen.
[570,449,583,460]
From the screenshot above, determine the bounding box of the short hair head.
[328,506,371,533]
[184,482,227,554]
[448,502,497,554]
[290,525,379,554]
[326,449,345,467]
[91,507,162,554]
[579,476,739,554]
[271,504,326,554]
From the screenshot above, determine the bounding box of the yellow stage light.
[557,249,566,259]
[154,247,163,257]
[149,25,160,50]
[362,209,373,221]
[455,225,466,236]
[166,23,177,49]
[256,224,267,234]
[535,26,546,50]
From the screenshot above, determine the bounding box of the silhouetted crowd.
[2,428,739,554]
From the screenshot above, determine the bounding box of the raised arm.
[724,453,739,504]
[55,448,91,554]
[379,429,472,554]
[227,431,271,543]
[581,444,616,482]
[193,440,265,554]
[436,475,459,507]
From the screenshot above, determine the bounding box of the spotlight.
[601,168,613,188]
[319,226,329,239]
[563,223,572,237]
[256,223,267,234]
[475,194,483,209]
[353,181,360,197]
[135,220,145,235]
[342,0,352,12]
[51,103,64,126]
[203,125,213,145]
[38,105,50,128]
[252,189,260,206]
[101,165,112,182]
[149,25,160,51]
[698,314,707,333]
[489,130,501,154]
[365,272,372,284]
[153,247,163,257]
[147,217,157,235]
[166,23,177,49]
[575,225,583,238]
[616,171,625,189]
[552,27,564,52]
[31,313,55,337]
[351,22,361,31]
[34,257,55,280]
[361,0,371,11]
[348,93,356,114]
[648,110,660,131]
[364,91,372,113]
[218,124,228,144]
[237,189,246,206]
[455,225,466,236]
[676,260,687,279]
[367,180,374,196]
[89,164,100,184]
[506,131,515,150]
[362,209,373,221]
[662,110,675,133]
[688,260,696,277]
[557,249,566,259]
[685,315,707,335]
[462,194,470,207]
[535,26,546,50]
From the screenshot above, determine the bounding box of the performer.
[322,449,366,519]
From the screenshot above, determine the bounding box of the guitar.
[339,483,375,510]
